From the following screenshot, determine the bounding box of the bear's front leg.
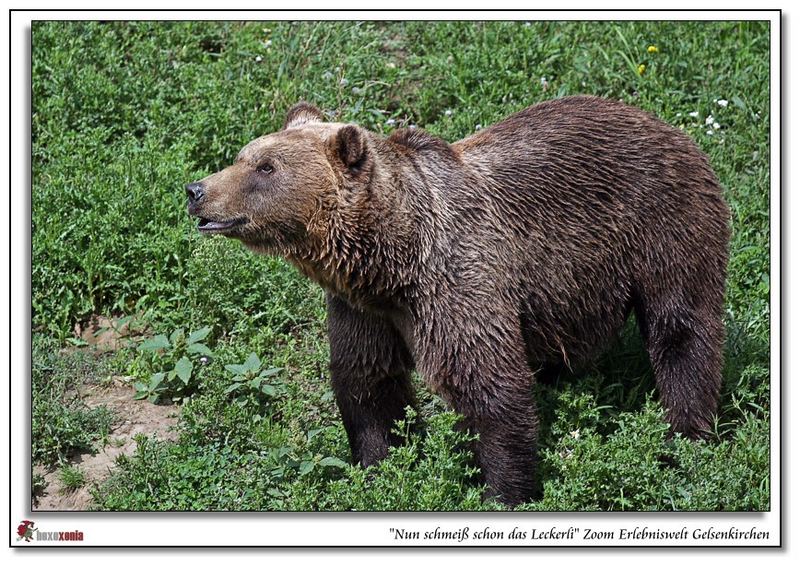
[472,392,539,506]
[420,319,538,507]
[326,293,415,467]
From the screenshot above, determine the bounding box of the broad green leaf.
[225,363,246,376]
[243,352,261,373]
[259,367,283,378]
[187,343,213,357]
[298,460,315,475]
[187,326,212,344]
[138,334,170,352]
[149,372,165,389]
[319,456,348,469]
[174,357,193,385]
[261,384,277,397]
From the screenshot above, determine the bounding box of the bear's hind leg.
[327,294,415,467]
[635,292,724,438]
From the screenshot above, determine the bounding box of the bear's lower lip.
[197,217,246,234]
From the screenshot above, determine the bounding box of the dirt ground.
[33,378,180,511]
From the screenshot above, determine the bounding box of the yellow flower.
[647,45,659,54]
[637,63,646,76]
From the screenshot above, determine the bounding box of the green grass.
[32,336,115,466]
[32,20,771,511]
[58,465,86,493]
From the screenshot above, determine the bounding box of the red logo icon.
[17,520,37,542]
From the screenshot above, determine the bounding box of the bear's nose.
[185,182,205,204]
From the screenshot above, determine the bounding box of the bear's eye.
[256,163,274,175]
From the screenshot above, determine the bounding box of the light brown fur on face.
[187,98,730,507]
[188,119,347,253]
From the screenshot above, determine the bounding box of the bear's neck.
[290,155,444,310]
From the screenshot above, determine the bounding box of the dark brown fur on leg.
[449,389,538,506]
[421,313,538,507]
[632,222,728,439]
[327,293,415,466]
[637,297,724,438]
[472,397,538,506]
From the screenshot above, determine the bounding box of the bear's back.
[449,95,727,252]
[455,96,720,206]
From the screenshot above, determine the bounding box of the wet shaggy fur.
[186,96,730,506]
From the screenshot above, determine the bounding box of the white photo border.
[8,7,782,548]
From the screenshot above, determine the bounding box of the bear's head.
[185,102,376,256]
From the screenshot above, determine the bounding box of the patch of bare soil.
[32,379,180,511]
[72,314,144,351]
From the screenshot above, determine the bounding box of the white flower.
[409,124,417,129]
[705,115,715,125]
[339,78,349,87]
[386,118,396,126]
[254,55,262,63]
[444,109,453,117]
[475,124,482,131]
[264,39,272,48]
[713,122,721,130]
[689,111,699,118]
[706,129,714,135]
[676,112,682,117]
[717,99,729,107]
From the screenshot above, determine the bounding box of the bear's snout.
[185,182,205,205]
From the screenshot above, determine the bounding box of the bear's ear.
[331,125,369,171]
[283,102,324,129]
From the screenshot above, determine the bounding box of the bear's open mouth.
[197,217,247,234]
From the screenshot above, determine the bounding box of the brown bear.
[186,96,730,507]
